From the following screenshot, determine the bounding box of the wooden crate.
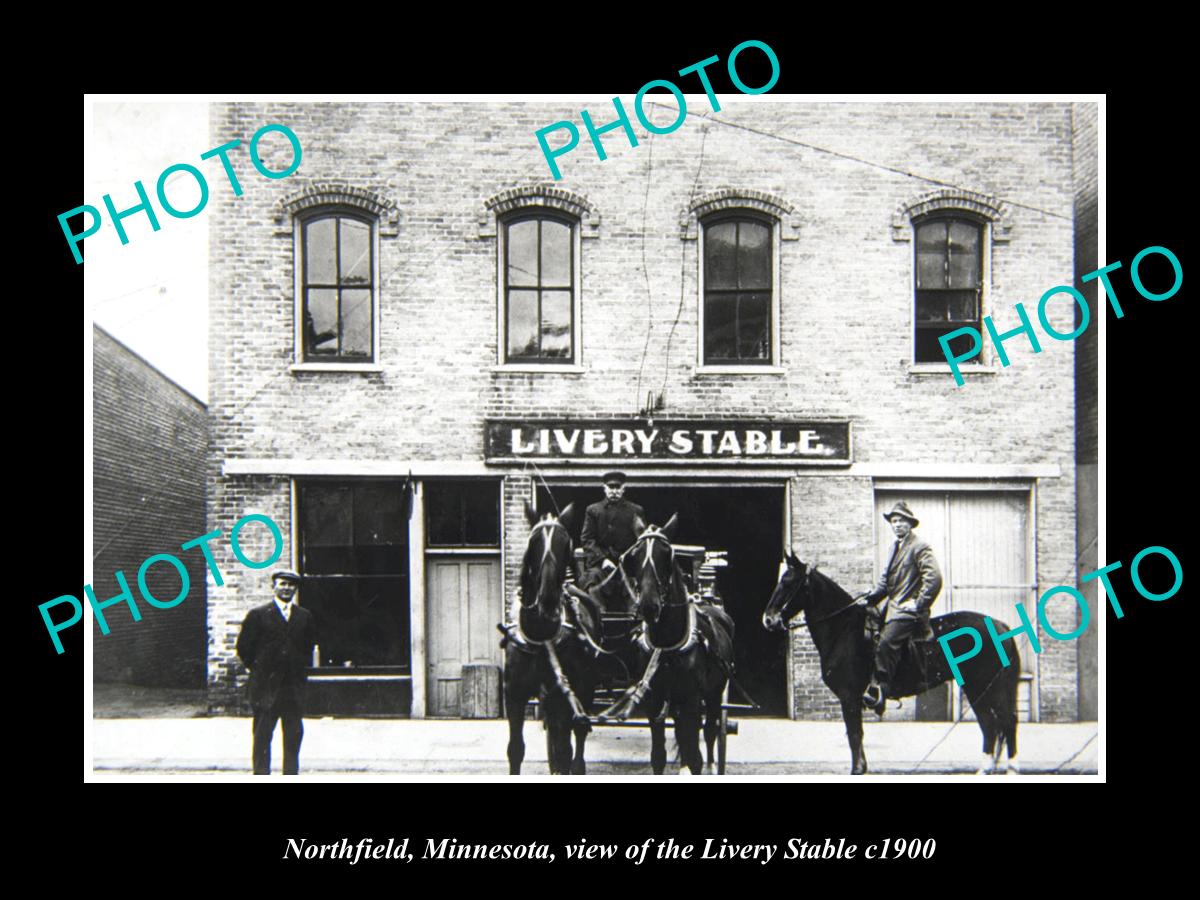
[461,663,501,718]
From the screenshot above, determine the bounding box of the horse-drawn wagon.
[501,505,749,775]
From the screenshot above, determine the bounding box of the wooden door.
[426,557,502,717]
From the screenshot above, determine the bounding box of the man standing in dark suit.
[236,570,318,775]
[858,502,943,715]
[579,471,646,613]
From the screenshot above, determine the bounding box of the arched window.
[913,213,984,364]
[701,212,775,365]
[298,210,377,362]
[501,212,577,363]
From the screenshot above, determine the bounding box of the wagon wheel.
[717,682,729,775]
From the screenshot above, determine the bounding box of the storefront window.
[298,482,410,668]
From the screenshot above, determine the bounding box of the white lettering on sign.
[508,427,828,457]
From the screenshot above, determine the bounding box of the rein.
[787,597,862,630]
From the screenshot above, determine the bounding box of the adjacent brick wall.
[207,102,1079,719]
[92,326,207,688]
[1073,102,1099,720]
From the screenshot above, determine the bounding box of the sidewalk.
[90,717,1098,777]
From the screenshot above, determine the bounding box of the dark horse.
[611,516,735,775]
[762,554,1020,775]
[501,503,603,775]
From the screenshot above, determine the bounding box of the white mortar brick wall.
[207,102,1079,719]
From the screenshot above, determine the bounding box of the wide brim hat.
[601,471,627,485]
[271,569,302,583]
[882,501,919,527]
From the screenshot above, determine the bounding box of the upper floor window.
[913,213,985,364]
[701,213,775,365]
[298,211,377,362]
[501,213,577,364]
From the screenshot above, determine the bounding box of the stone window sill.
[491,364,586,374]
[290,363,384,374]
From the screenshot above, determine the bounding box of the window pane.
[426,481,501,546]
[340,219,371,285]
[918,290,978,324]
[306,289,339,354]
[302,485,353,574]
[915,220,947,290]
[540,220,571,287]
[354,484,405,574]
[306,218,337,284]
[507,289,539,357]
[916,325,980,364]
[738,221,771,289]
[462,485,501,545]
[541,290,572,359]
[704,294,737,360]
[947,221,980,288]
[342,289,372,357]
[507,220,538,287]
[304,576,410,668]
[916,250,946,290]
[705,222,737,289]
[737,293,770,359]
[915,219,947,252]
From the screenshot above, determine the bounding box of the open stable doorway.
[536,481,788,716]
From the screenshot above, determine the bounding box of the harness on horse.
[595,531,724,722]
[497,517,610,725]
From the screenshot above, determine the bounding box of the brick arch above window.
[479,185,600,239]
[681,190,801,241]
[891,188,1013,243]
[274,183,400,236]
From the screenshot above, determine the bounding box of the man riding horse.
[579,471,645,614]
[857,501,944,715]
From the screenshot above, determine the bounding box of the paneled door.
[426,557,502,717]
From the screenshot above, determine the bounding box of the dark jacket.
[580,498,646,571]
[236,601,318,710]
[866,533,943,622]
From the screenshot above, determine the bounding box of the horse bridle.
[518,518,573,612]
[626,529,678,618]
[777,567,861,630]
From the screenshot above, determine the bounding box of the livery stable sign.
[484,419,851,466]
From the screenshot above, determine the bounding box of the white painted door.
[875,490,1035,721]
[426,557,502,717]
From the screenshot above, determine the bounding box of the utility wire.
[648,102,1072,221]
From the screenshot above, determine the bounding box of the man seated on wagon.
[578,471,645,614]
[856,501,944,716]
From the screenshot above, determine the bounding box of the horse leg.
[571,682,593,776]
[504,672,528,776]
[974,707,997,776]
[674,695,703,776]
[839,697,867,775]
[1003,693,1020,776]
[542,694,568,775]
[648,688,668,775]
[703,692,721,776]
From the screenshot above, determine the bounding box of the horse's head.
[628,513,679,625]
[762,550,816,632]
[520,501,575,618]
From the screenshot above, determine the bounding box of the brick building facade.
[206,101,1089,721]
[93,325,208,687]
